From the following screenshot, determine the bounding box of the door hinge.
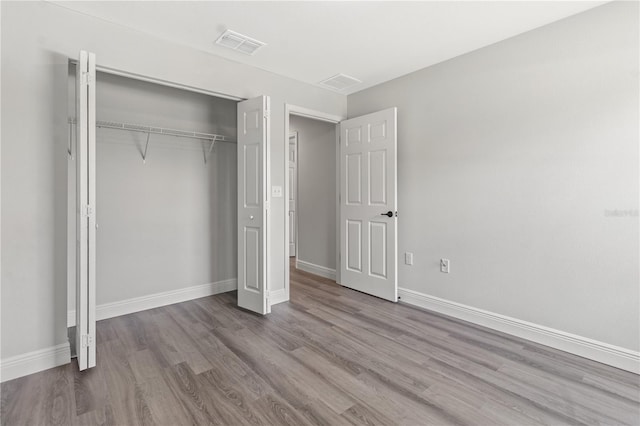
[80,334,94,348]
[265,200,270,211]
[263,110,270,119]
[81,72,94,86]
[82,205,95,218]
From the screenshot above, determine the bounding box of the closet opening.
[67,64,240,358]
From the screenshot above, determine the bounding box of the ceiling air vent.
[215,29,265,55]
[319,73,362,92]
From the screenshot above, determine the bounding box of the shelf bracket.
[142,132,151,164]
[204,139,216,165]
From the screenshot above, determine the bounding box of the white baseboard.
[0,343,71,383]
[296,259,336,280]
[398,287,640,374]
[270,288,288,305]
[68,279,237,327]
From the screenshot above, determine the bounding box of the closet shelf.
[96,120,235,143]
[68,118,235,164]
[68,118,235,143]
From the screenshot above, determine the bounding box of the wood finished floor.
[2,265,639,426]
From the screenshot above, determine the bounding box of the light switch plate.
[272,186,283,197]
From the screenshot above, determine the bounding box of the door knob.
[250,215,254,220]
[381,211,393,217]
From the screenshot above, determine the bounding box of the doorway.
[283,105,399,305]
[283,106,343,302]
[288,116,338,281]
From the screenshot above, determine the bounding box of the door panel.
[369,221,387,278]
[243,144,260,207]
[339,108,397,302]
[368,150,387,205]
[346,220,362,272]
[76,50,97,370]
[244,227,260,291]
[346,154,362,204]
[237,96,270,315]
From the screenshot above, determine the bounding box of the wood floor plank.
[100,340,155,426]
[497,363,638,424]
[582,372,640,403]
[2,263,639,425]
[73,358,109,416]
[213,326,356,415]
[290,346,413,423]
[72,403,115,426]
[1,364,75,426]
[250,393,313,426]
[194,333,272,401]
[161,361,225,425]
[136,376,192,426]
[197,367,266,426]
[423,356,585,425]
[340,402,396,426]
[40,365,75,426]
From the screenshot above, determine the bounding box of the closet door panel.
[237,96,270,315]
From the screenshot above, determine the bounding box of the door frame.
[67,59,246,328]
[289,131,298,258]
[68,60,244,102]
[283,105,345,304]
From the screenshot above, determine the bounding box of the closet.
[90,72,238,302]
[67,52,269,370]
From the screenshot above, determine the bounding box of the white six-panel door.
[289,133,298,257]
[237,96,271,314]
[339,108,398,302]
[76,50,97,369]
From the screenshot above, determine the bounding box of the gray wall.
[348,1,639,351]
[1,0,345,361]
[289,116,337,271]
[67,72,237,309]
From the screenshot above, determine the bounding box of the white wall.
[1,0,345,364]
[66,72,237,312]
[348,2,639,352]
[289,116,337,271]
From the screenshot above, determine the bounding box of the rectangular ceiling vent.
[215,29,265,55]
[319,73,362,92]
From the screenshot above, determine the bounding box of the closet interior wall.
[67,67,238,317]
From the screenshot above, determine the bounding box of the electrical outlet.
[271,186,283,197]
[440,258,450,273]
[405,252,413,265]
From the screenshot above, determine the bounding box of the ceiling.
[50,1,608,95]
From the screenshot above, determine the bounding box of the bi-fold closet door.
[237,96,271,315]
[75,51,97,370]
[73,50,271,371]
